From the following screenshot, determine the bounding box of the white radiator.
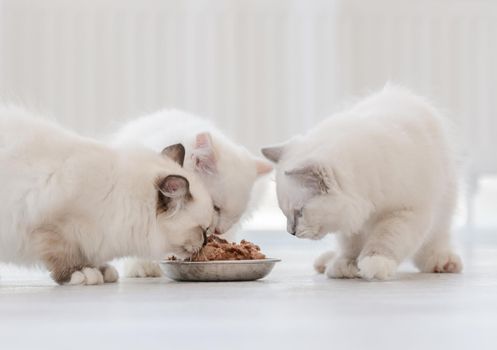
[0,0,496,182]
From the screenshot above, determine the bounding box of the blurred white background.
[0,0,496,233]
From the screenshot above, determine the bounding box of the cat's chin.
[295,228,327,240]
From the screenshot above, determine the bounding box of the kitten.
[262,86,462,280]
[0,107,214,285]
[111,109,273,277]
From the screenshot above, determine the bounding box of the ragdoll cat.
[262,86,462,280]
[0,107,214,285]
[111,109,273,277]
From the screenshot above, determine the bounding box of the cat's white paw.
[313,251,336,274]
[358,255,397,281]
[325,258,359,279]
[124,259,162,278]
[420,252,463,273]
[100,264,119,283]
[66,267,104,285]
[67,271,86,285]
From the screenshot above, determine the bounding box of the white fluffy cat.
[111,109,273,277]
[0,107,214,285]
[262,86,462,280]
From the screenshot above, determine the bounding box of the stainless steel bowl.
[159,258,281,282]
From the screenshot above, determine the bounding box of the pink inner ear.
[192,151,217,174]
[165,179,181,193]
[163,176,186,195]
[193,133,217,174]
[255,159,273,175]
[195,132,212,149]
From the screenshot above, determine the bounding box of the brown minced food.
[170,235,266,262]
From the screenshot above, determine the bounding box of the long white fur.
[0,107,214,285]
[263,86,462,280]
[111,109,272,277]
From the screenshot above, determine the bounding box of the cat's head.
[261,142,372,239]
[146,144,215,258]
[186,132,273,235]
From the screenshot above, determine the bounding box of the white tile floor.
[1,230,497,350]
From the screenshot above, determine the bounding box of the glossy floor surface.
[0,231,496,350]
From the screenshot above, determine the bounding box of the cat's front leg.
[99,264,119,283]
[124,258,162,278]
[324,233,364,279]
[66,267,104,285]
[34,229,105,285]
[357,210,431,281]
[66,265,119,285]
[313,251,336,273]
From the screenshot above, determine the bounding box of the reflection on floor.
[0,230,496,350]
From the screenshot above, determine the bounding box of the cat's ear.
[192,132,217,174]
[285,163,338,194]
[261,145,285,163]
[158,175,191,198]
[161,143,186,167]
[156,175,192,212]
[254,158,273,176]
